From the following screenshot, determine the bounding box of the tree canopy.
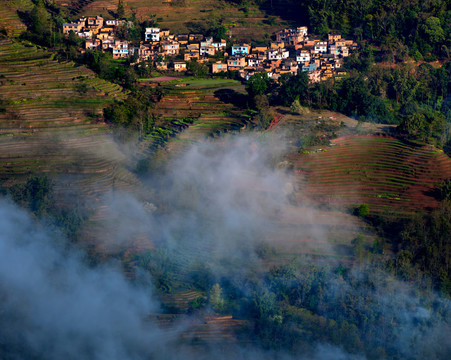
[246,72,270,97]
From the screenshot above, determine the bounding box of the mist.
[0,134,450,359]
[0,200,168,360]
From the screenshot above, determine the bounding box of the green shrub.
[357,203,370,217]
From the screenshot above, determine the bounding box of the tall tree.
[279,72,309,106]
[246,72,269,98]
[116,0,125,19]
[30,0,49,35]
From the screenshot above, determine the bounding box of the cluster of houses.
[63,17,357,83]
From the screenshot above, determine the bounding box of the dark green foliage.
[397,108,445,145]
[66,30,83,47]
[438,179,451,201]
[0,99,6,113]
[251,94,269,111]
[190,262,214,291]
[357,203,370,217]
[186,61,209,78]
[278,72,309,106]
[254,108,273,130]
[337,75,373,116]
[273,0,450,59]
[255,242,276,259]
[246,261,450,357]
[8,175,52,217]
[209,25,228,40]
[352,234,365,259]
[246,72,270,98]
[103,88,160,137]
[21,0,52,46]
[135,249,177,292]
[51,208,84,241]
[188,296,207,312]
[5,175,86,240]
[78,50,140,89]
[276,63,448,129]
[30,0,49,35]
[396,202,451,295]
[260,1,449,130]
[116,0,125,19]
[116,13,142,44]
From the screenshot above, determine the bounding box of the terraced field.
[54,0,287,42]
[0,0,31,38]
[0,39,138,202]
[151,314,250,348]
[290,135,451,217]
[160,289,205,313]
[262,204,369,263]
[178,315,249,345]
[141,78,248,158]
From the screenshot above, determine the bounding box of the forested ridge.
[259,0,449,59]
[245,0,451,138]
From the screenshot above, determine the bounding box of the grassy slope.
[139,77,248,159]
[55,0,288,42]
[0,37,151,259]
[0,0,31,37]
[290,135,451,217]
[0,38,133,194]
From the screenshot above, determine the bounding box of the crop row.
[297,136,451,217]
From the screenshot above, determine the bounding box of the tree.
[255,108,274,130]
[187,61,209,78]
[357,203,370,217]
[338,75,373,116]
[438,179,451,200]
[252,94,269,111]
[209,25,228,40]
[116,0,125,19]
[279,72,309,106]
[290,99,309,114]
[421,17,445,46]
[8,175,52,217]
[209,283,225,313]
[398,113,427,137]
[29,0,49,36]
[246,72,269,98]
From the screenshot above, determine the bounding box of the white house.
[173,61,187,71]
[212,39,227,50]
[145,28,160,42]
[247,56,262,67]
[105,19,117,27]
[267,48,289,61]
[314,41,328,54]
[296,50,310,63]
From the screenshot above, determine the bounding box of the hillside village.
[63,16,357,82]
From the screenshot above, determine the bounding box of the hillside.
[0,0,32,37]
[290,135,451,218]
[54,0,288,42]
[0,38,139,204]
[145,78,248,157]
[0,2,450,358]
